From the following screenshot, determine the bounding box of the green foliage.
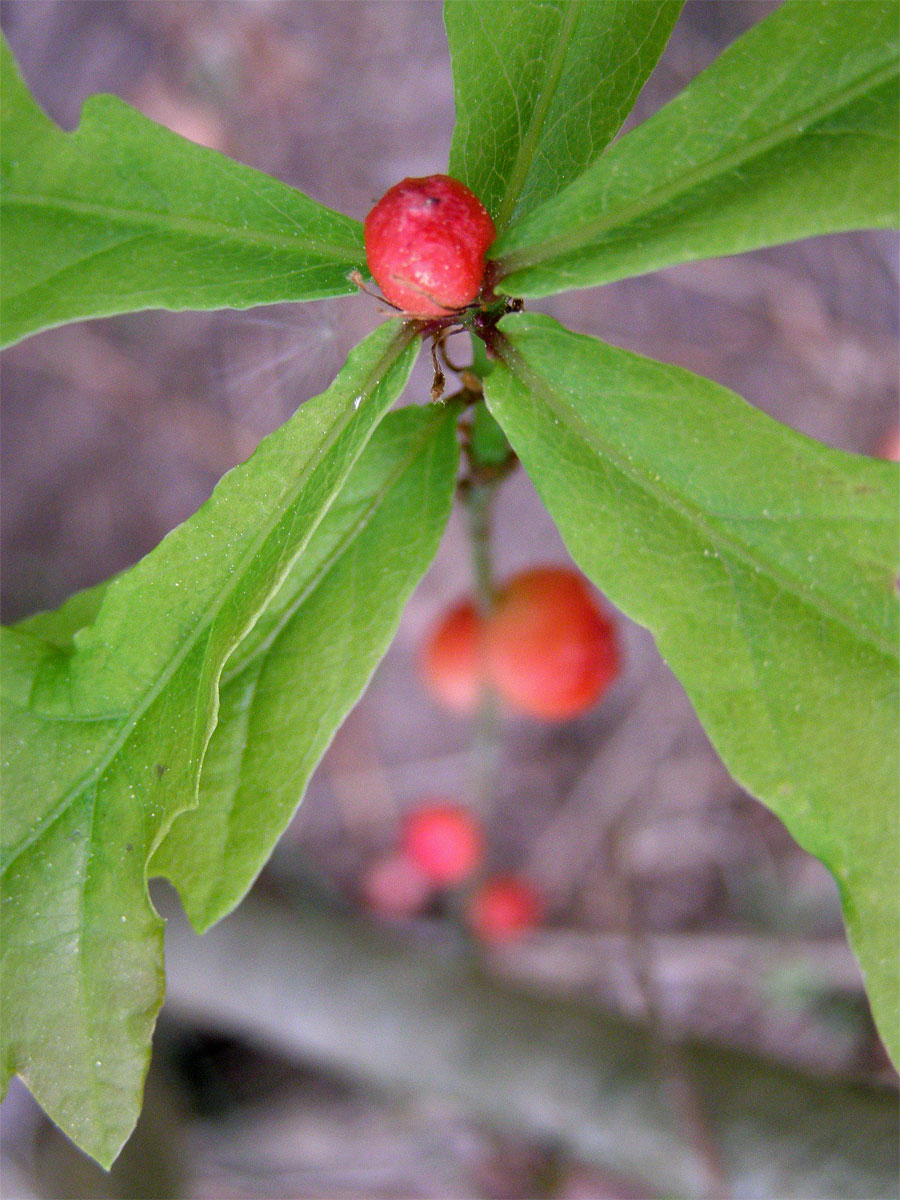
[1,323,417,1165]
[492,0,900,294]
[484,313,900,1062]
[0,39,365,348]
[446,0,682,231]
[2,0,899,1169]
[152,403,459,930]
[469,403,512,467]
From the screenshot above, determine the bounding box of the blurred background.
[1,2,898,1197]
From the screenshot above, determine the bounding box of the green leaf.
[469,402,512,468]
[492,0,900,295]
[0,320,418,1166]
[445,0,682,232]
[0,37,366,348]
[152,403,459,929]
[485,312,900,1064]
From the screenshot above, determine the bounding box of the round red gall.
[402,801,485,886]
[420,599,484,715]
[482,566,621,721]
[364,175,495,318]
[467,876,542,943]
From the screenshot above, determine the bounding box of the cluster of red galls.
[363,567,622,944]
[423,565,621,720]
[362,802,540,944]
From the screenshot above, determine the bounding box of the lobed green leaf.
[152,403,459,930]
[0,37,366,348]
[492,0,900,295]
[485,312,900,1064]
[0,321,418,1166]
[446,0,682,232]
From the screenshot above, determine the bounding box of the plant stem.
[465,478,498,615]
[461,475,501,824]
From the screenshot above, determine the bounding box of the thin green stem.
[460,463,502,830]
[465,479,498,616]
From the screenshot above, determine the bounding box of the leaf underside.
[485,312,900,1065]
[152,403,460,931]
[492,0,900,295]
[0,37,366,349]
[0,322,419,1165]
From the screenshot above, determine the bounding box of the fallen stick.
[162,886,899,1199]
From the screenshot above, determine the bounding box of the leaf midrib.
[221,406,452,687]
[191,407,451,925]
[72,784,103,1138]
[495,56,898,277]
[495,334,897,661]
[493,0,582,233]
[2,192,364,275]
[0,326,415,876]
